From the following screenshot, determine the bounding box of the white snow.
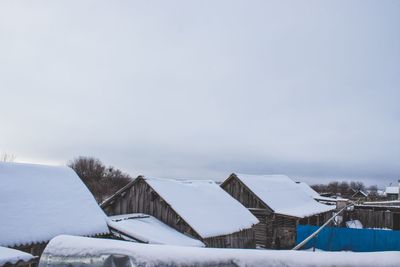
[0,246,35,266]
[346,220,363,229]
[40,235,400,267]
[234,174,335,218]
[296,181,321,198]
[107,213,205,247]
[363,200,400,205]
[0,162,109,247]
[145,177,259,238]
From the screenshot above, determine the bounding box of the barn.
[221,173,335,249]
[101,176,259,248]
[0,162,109,260]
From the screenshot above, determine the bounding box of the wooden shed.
[0,162,109,263]
[221,173,335,249]
[101,176,259,248]
[384,185,399,201]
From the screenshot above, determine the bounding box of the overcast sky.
[0,1,399,186]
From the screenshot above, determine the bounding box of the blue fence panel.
[297,225,400,252]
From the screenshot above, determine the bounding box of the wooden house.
[0,162,109,263]
[385,185,399,201]
[221,173,335,249]
[349,189,368,201]
[101,176,259,248]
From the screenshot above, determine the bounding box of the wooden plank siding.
[221,174,331,249]
[101,177,256,248]
[343,206,400,230]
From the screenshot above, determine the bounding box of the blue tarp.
[297,224,400,252]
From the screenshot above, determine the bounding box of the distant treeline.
[311,180,379,198]
[68,156,132,203]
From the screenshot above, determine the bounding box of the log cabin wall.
[203,228,255,248]
[267,214,297,249]
[249,208,269,247]
[102,178,256,248]
[270,211,332,249]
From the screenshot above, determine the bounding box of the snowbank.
[346,220,363,229]
[107,213,205,247]
[234,174,335,218]
[0,162,109,247]
[0,246,35,266]
[145,177,259,238]
[39,235,400,267]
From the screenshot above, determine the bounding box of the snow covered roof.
[231,174,335,218]
[145,177,259,238]
[296,182,320,198]
[385,186,399,195]
[296,182,346,203]
[39,235,400,267]
[351,189,368,198]
[0,246,35,267]
[107,213,205,247]
[0,162,109,247]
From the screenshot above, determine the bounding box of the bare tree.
[327,181,339,194]
[68,156,132,203]
[0,153,16,162]
[312,180,372,198]
[338,181,350,195]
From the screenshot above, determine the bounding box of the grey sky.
[0,1,399,186]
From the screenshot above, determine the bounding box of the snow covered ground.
[39,235,400,267]
[0,246,35,266]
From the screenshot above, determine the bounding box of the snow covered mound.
[234,174,335,218]
[0,162,109,247]
[145,177,259,238]
[107,213,205,247]
[0,246,35,266]
[39,235,400,267]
